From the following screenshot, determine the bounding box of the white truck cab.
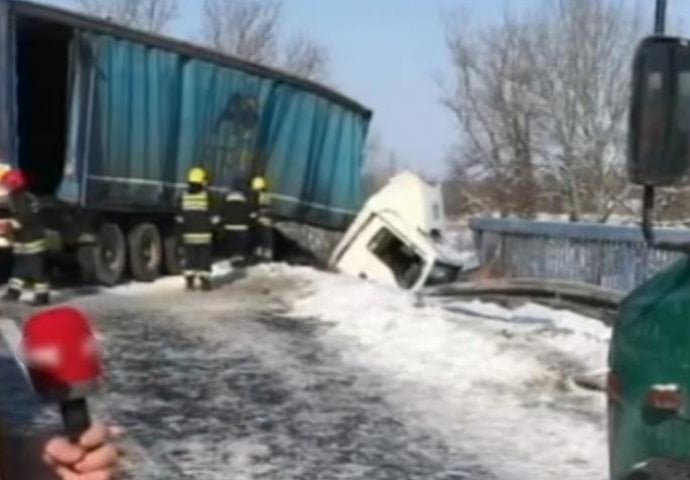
[330,172,465,291]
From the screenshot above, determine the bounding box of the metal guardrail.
[469,217,690,293]
[426,278,623,325]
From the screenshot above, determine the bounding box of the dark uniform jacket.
[222,191,250,231]
[9,191,45,250]
[177,189,213,245]
[250,191,272,226]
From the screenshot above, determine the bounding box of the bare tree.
[443,159,494,217]
[281,34,329,81]
[528,0,643,221]
[361,131,403,197]
[444,13,540,218]
[75,0,178,33]
[444,0,643,221]
[201,0,329,81]
[202,0,281,64]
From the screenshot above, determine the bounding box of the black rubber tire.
[78,223,127,286]
[128,223,163,282]
[163,231,184,275]
[622,458,690,480]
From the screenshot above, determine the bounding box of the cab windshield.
[425,262,461,287]
[368,227,425,289]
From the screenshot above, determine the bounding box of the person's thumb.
[44,437,84,465]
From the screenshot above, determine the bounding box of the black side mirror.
[629,36,690,186]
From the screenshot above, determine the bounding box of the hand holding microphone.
[21,307,121,479]
[23,307,102,440]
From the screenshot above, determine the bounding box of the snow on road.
[0,265,610,479]
[289,267,610,480]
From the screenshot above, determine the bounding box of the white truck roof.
[330,172,466,290]
[363,171,446,236]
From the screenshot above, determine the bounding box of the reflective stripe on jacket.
[182,192,210,211]
[222,190,249,231]
[14,239,46,255]
[182,233,213,245]
[178,190,213,236]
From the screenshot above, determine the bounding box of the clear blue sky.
[31,0,690,179]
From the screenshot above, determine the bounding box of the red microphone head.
[2,169,27,192]
[23,307,103,401]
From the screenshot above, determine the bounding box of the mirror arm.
[642,185,656,245]
[641,185,690,253]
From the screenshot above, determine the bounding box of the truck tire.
[163,232,184,275]
[128,223,162,282]
[623,458,690,479]
[78,223,126,286]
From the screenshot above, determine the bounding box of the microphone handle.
[60,398,91,443]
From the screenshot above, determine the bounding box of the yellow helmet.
[251,176,267,191]
[188,167,208,185]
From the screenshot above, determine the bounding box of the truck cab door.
[336,215,399,287]
[336,214,429,290]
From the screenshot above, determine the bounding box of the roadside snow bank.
[291,270,609,480]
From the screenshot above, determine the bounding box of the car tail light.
[646,384,683,412]
[607,371,622,403]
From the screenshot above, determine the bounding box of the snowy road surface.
[0,265,609,479]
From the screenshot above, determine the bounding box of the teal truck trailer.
[0,0,371,285]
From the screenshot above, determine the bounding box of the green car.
[610,14,690,478]
[609,258,690,479]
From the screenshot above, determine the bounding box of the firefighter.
[1,170,50,306]
[249,176,274,262]
[221,182,250,266]
[177,167,215,291]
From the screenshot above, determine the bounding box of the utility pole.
[655,0,667,34]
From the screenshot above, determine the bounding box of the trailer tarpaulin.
[59,32,370,229]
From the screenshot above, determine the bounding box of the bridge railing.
[469,217,690,293]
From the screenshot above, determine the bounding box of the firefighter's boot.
[33,292,50,307]
[2,287,20,302]
[200,276,213,292]
[185,275,196,291]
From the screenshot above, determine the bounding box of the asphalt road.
[0,271,493,479]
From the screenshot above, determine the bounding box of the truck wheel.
[78,223,126,286]
[128,223,162,282]
[163,232,184,275]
